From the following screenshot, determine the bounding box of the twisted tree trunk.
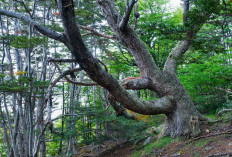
[0,0,218,138]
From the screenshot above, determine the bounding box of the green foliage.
[178,53,232,113]
[136,0,183,68]
[10,36,47,48]
[143,137,173,154]
[106,48,139,78]
[194,139,209,147]
[104,115,147,141]
[46,140,60,156]
[46,23,64,32]
[0,128,7,157]
[74,0,102,25]
[185,0,221,28]
[0,74,49,93]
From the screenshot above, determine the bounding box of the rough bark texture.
[0,0,218,138]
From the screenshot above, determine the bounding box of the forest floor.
[102,118,232,157]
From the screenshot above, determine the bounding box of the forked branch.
[97,0,161,77]
[53,62,98,86]
[163,0,214,75]
[119,0,137,30]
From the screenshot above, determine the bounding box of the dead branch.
[206,152,232,157]
[15,0,33,18]
[53,62,98,86]
[97,59,108,72]
[48,58,76,63]
[187,128,232,144]
[217,108,232,116]
[51,114,82,121]
[81,32,92,36]
[48,57,108,72]
[79,25,116,39]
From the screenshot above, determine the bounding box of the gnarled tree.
[0,0,222,138]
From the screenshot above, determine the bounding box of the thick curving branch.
[120,77,152,90]
[163,40,191,75]
[0,9,66,43]
[120,76,167,97]
[163,0,191,75]
[163,0,219,75]
[119,0,137,30]
[54,0,173,115]
[0,0,176,116]
[97,0,161,77]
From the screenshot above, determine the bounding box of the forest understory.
[101,117,232,157]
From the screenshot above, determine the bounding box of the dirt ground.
[103,120,232,157]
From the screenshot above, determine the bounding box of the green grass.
[145,137,173,153]
[194,139,209,147]
[130,137,174,157]
[130,151,142,157]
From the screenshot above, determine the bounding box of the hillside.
[102,117,232,157]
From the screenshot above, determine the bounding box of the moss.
[130,151,142,157]
[144,137,173,154]
[194,139,209,147]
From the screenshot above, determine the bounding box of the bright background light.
[169,0,181,8]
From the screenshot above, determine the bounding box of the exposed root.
[206,152,232,157]
[197,112,218,123]
[217,108,232,116]
[186,128,232,144]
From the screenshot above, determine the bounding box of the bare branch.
[133,2,139,30]
[183,0,190,23]
[187,128,232,144]
[79,25,116,39]
[0,9,66,43]
[51,114,81,122]
[119,0,137,30]
[48,58,76,63]
[51,67,83,88]
[42,68,82,114]
[15,0,33,18]
[217,109,232,116]
[53,62,98,86]
[48,57,108,72]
